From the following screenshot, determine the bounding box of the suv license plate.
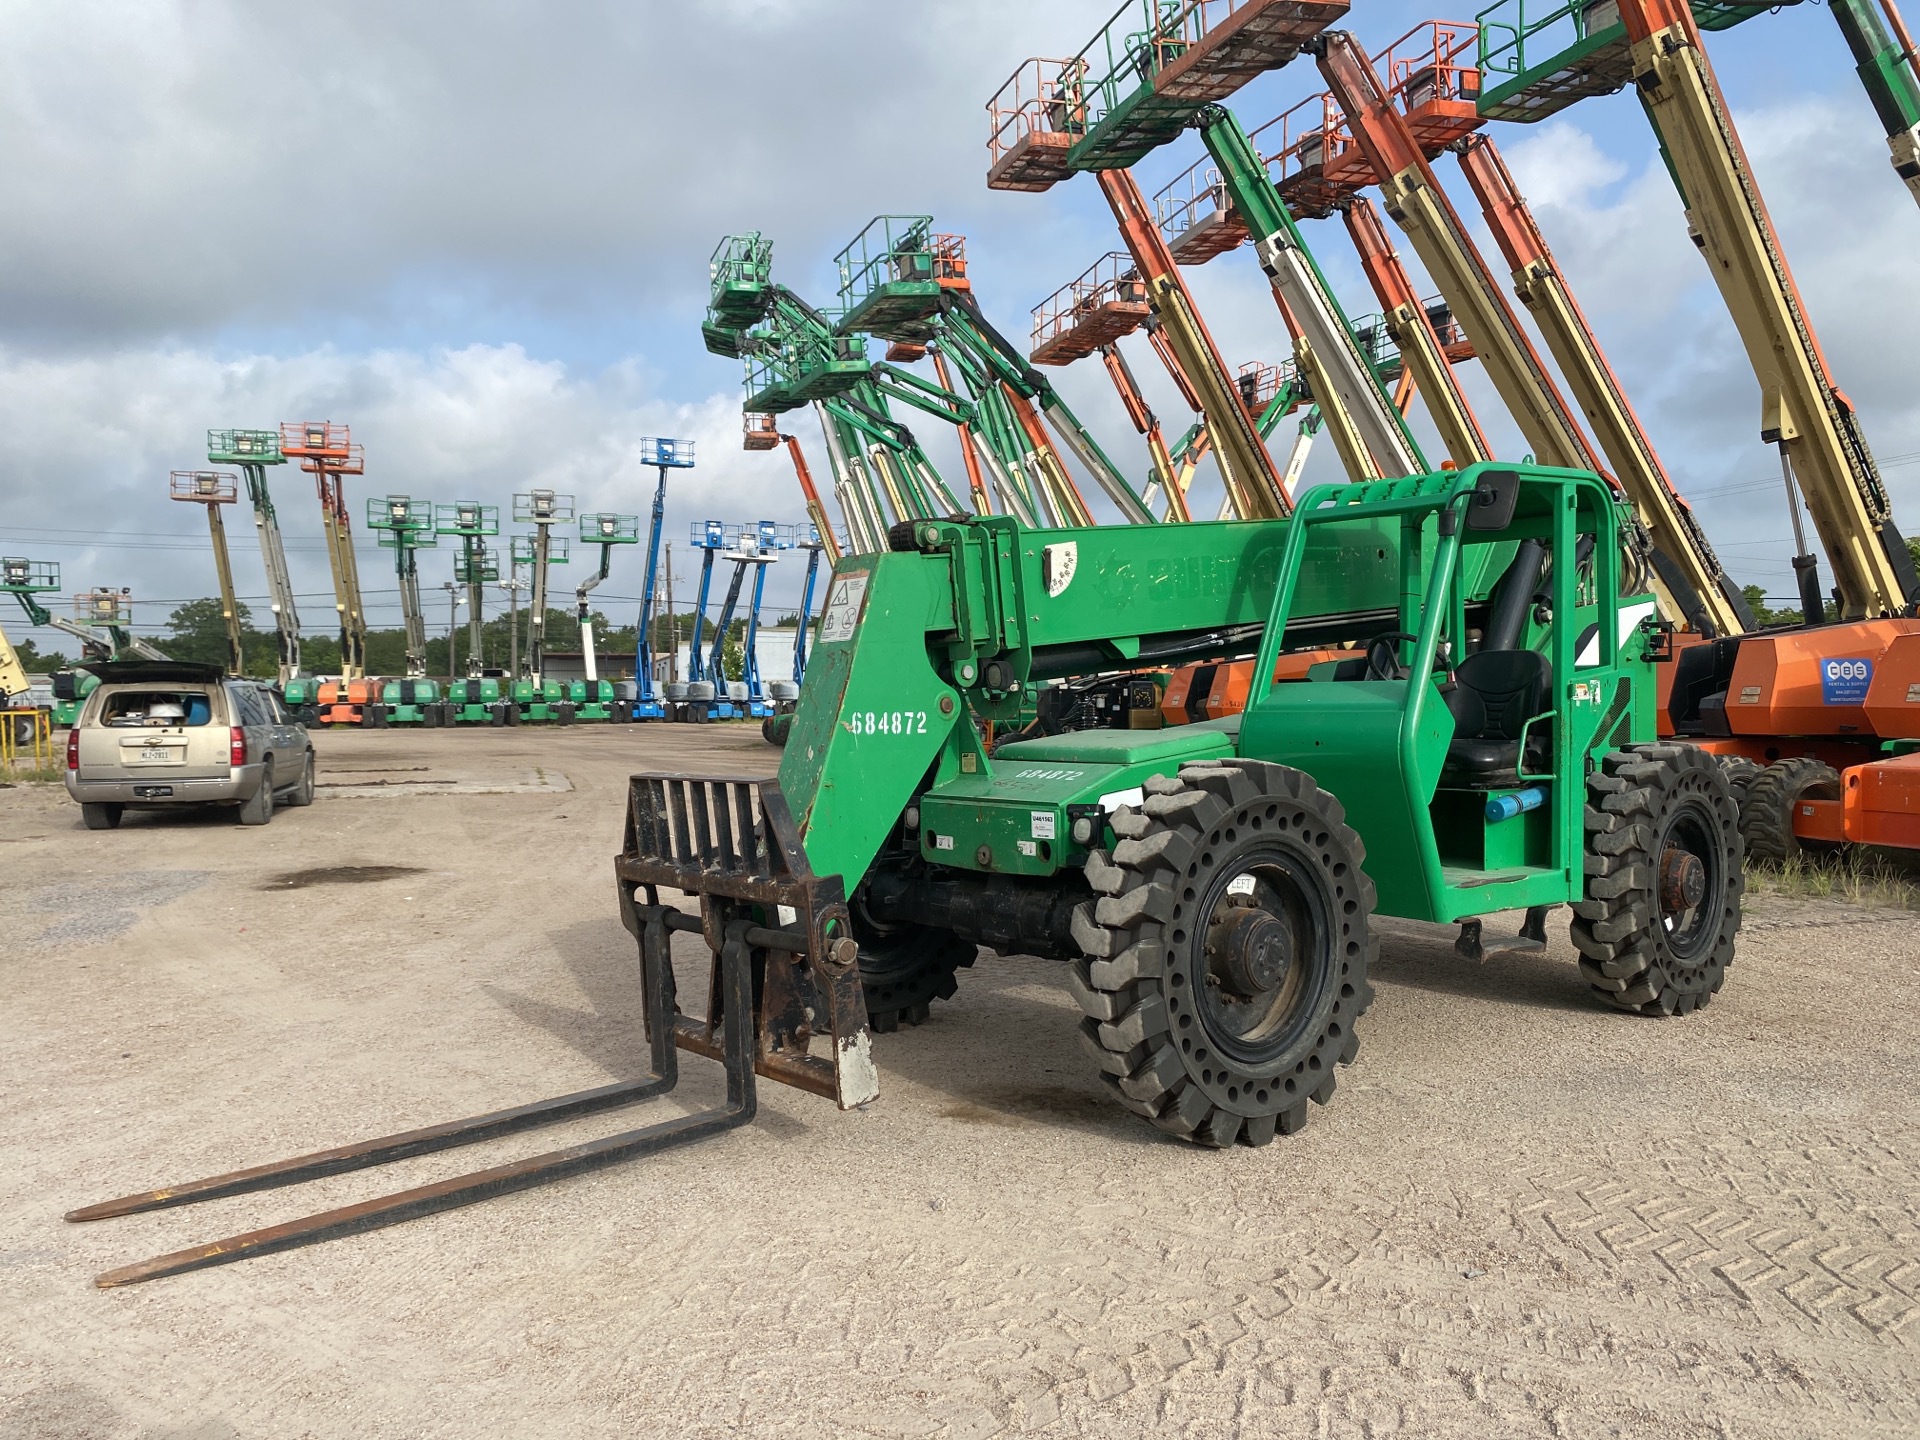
[139,745,172,763]
[133,785,174,798]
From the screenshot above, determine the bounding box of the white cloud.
[0,342,807,640]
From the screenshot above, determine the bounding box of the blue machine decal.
[1819,656,1873,705]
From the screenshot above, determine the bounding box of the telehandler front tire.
[1572,744,1742,1017]
[846,896,976,1033]
[1070,759,1376,1148]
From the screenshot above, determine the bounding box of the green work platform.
[1476,0,1801,123]
[708,233,773,329]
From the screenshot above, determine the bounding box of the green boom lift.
[573,511,641,722]
[436,502,511,725]
[365,495,442,726]
[510,491,572,723]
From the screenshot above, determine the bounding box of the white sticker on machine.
[1030,811,1057,840]
[1042,542,1078,598]
[818,572,870,645]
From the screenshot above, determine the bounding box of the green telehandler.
[68,463,1745,1286]
[694,460,1743,1139]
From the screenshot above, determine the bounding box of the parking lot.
[1,723,1916,1439]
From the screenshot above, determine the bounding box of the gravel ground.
[1,724,1915,1439]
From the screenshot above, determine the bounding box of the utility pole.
[500,574,527,680]
[440,581,464,679]
[662,542,676,684]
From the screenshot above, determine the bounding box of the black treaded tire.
[848,888,976,1034]
[1743,757,1846,865]
[1068,759,1377,1148]
[1715,754,1762,826]
[1572,743,1742,1017]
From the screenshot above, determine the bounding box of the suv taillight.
[66,727,80,771]
[229,726,247,766]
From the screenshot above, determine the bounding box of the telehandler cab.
[70,464,1743,1284]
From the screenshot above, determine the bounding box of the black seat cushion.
[1442,649,1552,786]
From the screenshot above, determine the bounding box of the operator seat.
[1441,649,1552,788]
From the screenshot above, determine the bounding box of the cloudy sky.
[1,1,1914,653]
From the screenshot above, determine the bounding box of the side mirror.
[1466,469,1522,532]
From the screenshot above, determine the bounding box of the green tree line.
[155,597,792,680]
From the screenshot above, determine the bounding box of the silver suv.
[63,661,315,830]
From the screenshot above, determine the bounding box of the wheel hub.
[1660,846,1706,912]
[1209,905,1293,999]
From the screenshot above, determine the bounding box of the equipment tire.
[1743,757,1846,865]
[505,705,520,728]
[366,705,388,730]
[238,762,275,826]
[1070,759,1376,1148]
[557,702,576,725]
[286,753,316,807]
[1572,743,1742,1017]
[848,889,976,1033]
[81,802,123,831]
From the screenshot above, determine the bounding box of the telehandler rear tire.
[1572,744,1742,1017]
[1070,759,1376,1148]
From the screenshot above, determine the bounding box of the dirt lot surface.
[2,724,1916,1439]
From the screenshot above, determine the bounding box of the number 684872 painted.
[842,710,928,737]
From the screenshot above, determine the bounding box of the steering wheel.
[1365,631,1421,682]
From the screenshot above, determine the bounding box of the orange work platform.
[1029,254,1152,366]
[986,58,1085,193]
[1151,0,1355,101]
[742,413,780,452]
[280,421,353,461]
[1270,22,1486,218]
[301,444,365,477]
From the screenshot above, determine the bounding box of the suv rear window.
[98,689,216,727]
